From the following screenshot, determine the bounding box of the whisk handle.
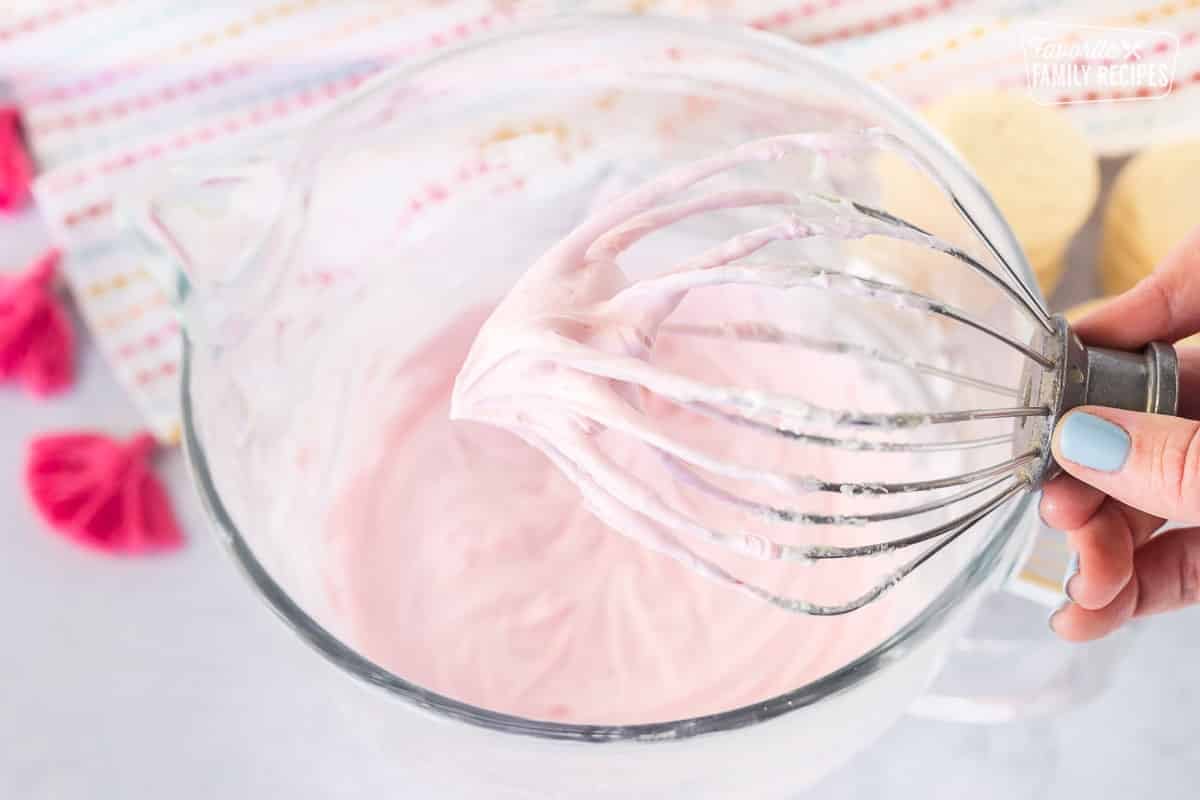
[1065,335,1180,417]
[1017,317,1180,485]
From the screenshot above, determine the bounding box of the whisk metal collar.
[1014,315,1181,486]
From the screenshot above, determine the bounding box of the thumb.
[1052,407,1200,523]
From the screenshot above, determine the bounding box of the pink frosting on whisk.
[449,132,972,615]
[315,134,975,724]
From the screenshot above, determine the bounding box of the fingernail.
[1048,601,1070,633]
[1059,412,1131,472]
[1062,552,1080,601]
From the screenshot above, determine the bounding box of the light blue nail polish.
[1062,552,1080,599]
[1059,412,1131,472]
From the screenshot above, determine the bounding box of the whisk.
[450,129,1180,616]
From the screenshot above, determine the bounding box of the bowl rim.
[179,13,1040,744]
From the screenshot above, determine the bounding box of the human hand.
[1043,225,1200,641]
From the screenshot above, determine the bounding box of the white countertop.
[3,161,1198,799]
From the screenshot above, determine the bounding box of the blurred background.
[2,1,1198,797]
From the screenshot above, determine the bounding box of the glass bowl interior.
[176,15,1043,742]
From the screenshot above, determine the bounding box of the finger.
[1179,346,1200,419]
[1040,472,1105,530]
[1117,501,1166,549]
[1049,571,1139,642]
[1039,473,1164,548]
[1072,223,1200,348]
[1052,407,1200,524]
[1131,525,1200,618]
[1062,496,1162,609]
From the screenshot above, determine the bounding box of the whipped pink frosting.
[449,133,943,613]
[321,136,947,724]
[329,305,925,724]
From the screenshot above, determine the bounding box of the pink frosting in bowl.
[323,294,934,724]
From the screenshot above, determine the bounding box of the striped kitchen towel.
[0,0,1194,441]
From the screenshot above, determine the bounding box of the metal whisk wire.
[452,127,1179,616]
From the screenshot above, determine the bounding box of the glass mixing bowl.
[131,15,1109,798]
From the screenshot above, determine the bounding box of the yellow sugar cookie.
[1100,138,1200,296]
[920,91,1099,299]
[870,152,979,303]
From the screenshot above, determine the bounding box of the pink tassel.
[25,431,183,555]
[0,248,75,397]
[0,106,32,213]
